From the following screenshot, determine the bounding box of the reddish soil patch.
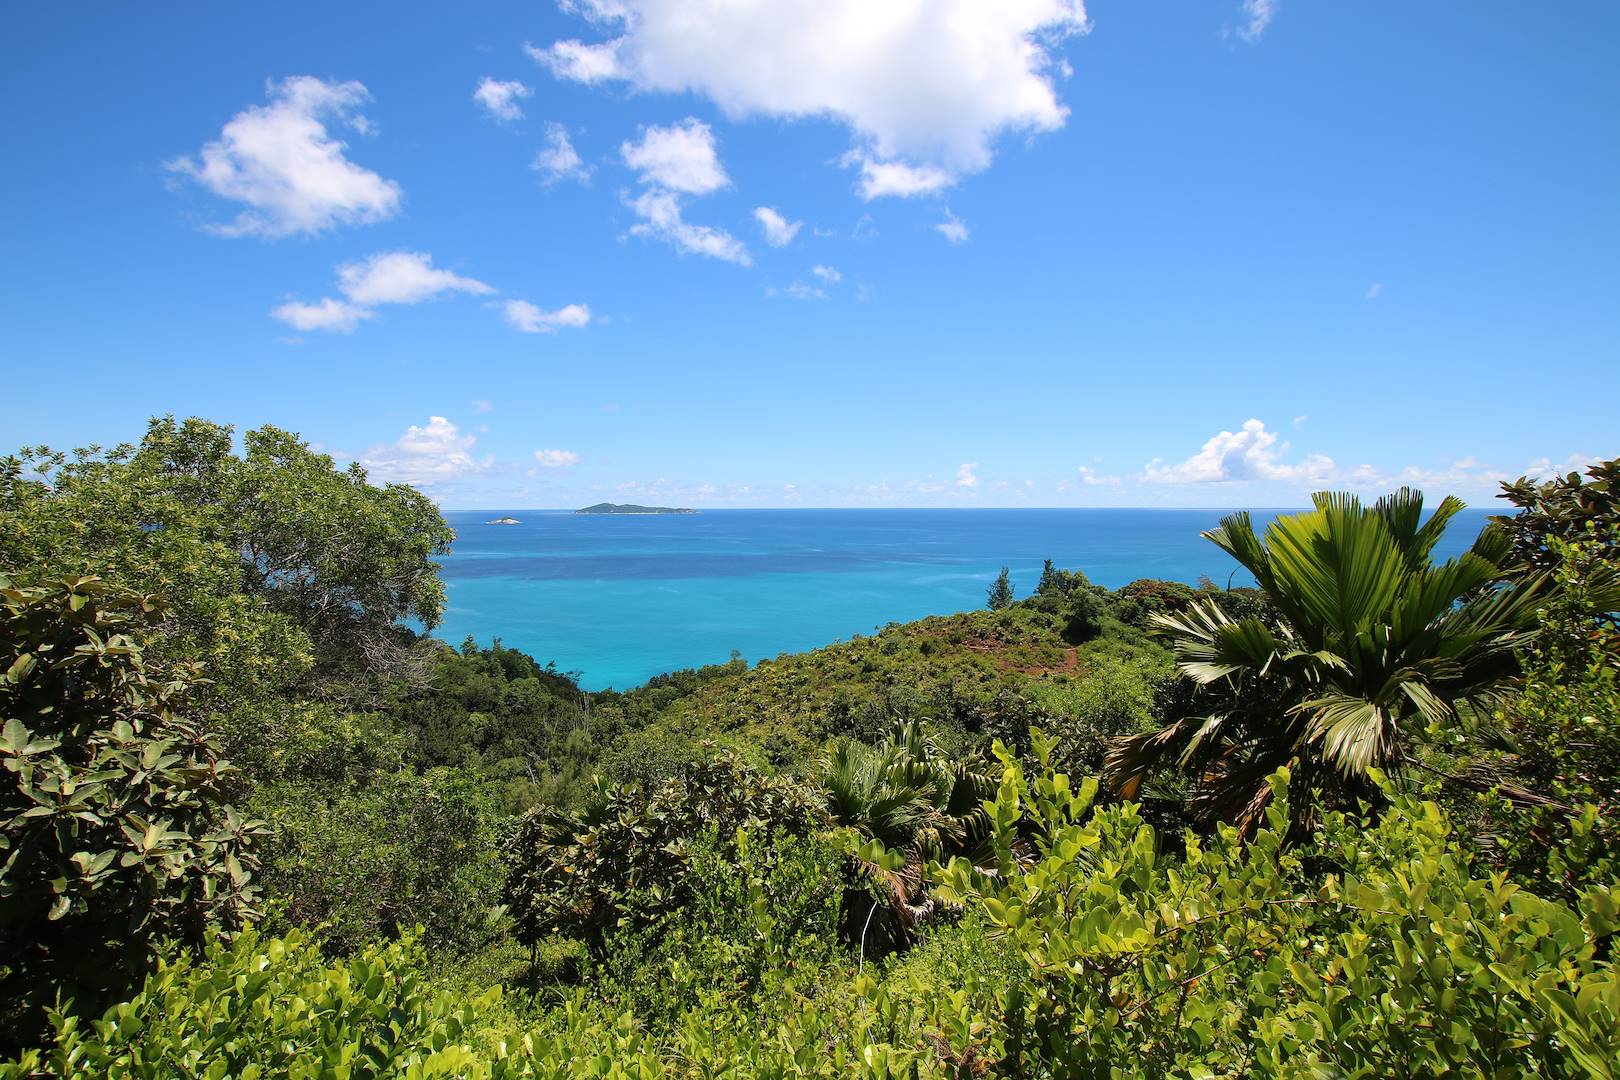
[998,646,1080,677]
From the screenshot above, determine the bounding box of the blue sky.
[4,1,1616,509]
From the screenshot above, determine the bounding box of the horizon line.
[438,504,1506,514]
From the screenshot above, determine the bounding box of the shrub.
[1025,657,1165,775]
[0,930,531,1079]
[252,768,505,955]
[1,926,958,1079]
[0,577,261,1047]
[597,827,845,1029]
[503,753,825,956]
[935,736,1620,1076]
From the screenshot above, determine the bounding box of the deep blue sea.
[433,508,1493,691]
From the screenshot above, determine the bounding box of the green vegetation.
[574,502,697,515]
[1107,489,1549,833]
[2,417,1617,1076]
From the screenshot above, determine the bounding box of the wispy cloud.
[1230,0,1278,43]
[754,206,802,246]
[504,299,592,333]
[337,251,494,305]
[620,119,749,264]
[271,297,372,333]
[533,448,580,468]
[626,190,750,264]
[473,77,532,121]
[533,122,592,184]
[273,252,494,333]
[934,207,970,244]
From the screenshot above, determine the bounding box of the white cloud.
[846,154,954,200]
[273,252,496,333]
[626,189,751,264]
[533,448,581,467]
[337,251,494,306]
[956,461,981,488]
[1522,454,1598,481]
[1076,465,1121,487]
[533,122,592,184]
[271,297,373,333]
[754,206,802,246]
[1293,414,1309,427]
[769,282,826,301]
[359,416,489,489]
[473,77,532,121]
[1143,419,1335,484]
[1232,0,1277,43]
[505,299,593,333]
[621,118,729,194]
[618,120,746,262]
[526,37,622,83]
[934,207,970,244]
[1365,281,1383,300]
[168,76,401,238]
[811,264,841,283]
[537,0,1088,193]
[475,399,493,413]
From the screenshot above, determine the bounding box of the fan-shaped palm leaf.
[1105,488,1547,832]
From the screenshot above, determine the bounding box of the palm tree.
[1105,488,1546,833]
[822,722,995,953]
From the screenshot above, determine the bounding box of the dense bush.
[253,768,506,956]
[0,925,963,1079]
[595,827,846,1028]
[1452,532,1620,902]
[935,737,1620,1076]
[0,577,261,1047]
[503,753,825,956]
[1024,656,1165,776]
[0,930,563,1080]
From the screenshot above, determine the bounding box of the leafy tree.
[985,566,1014,611]
[0,416,455,710]
[1106,489,1547,832]
[0,577,262,1046]
[1029,561,1110,640]
[1495,456,1619,577]
[1112,578,1197,628]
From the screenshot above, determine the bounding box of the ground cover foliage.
[1,419,1617,1076]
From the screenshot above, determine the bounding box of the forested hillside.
[2,420,1617,1077]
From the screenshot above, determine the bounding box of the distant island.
[486,516,522,525]
[575,503,697,515]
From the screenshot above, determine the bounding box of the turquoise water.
[434,508,1493,691]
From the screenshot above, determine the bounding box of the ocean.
[433,508,1494,691]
